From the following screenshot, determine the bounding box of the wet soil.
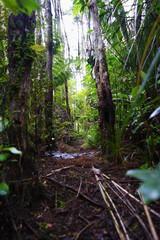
[0,142,160,240]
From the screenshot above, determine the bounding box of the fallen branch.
[42,176,104,209]
[92,167,158,240]
[102,173,160,219]
[77,177,82,197]
[75,220,99,240]
[78,213,90,224]
[92,168,128,240]
[109,183,152,239]
[46,165,74,177]
[138,191,159,240]
[101,182,130,240]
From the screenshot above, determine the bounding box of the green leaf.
[132,122,144,134]
[3,147,22,155]
[126,169,160,204]
[0,153,9,162]
[139,180,160,204]
[30,44,46,52]
[0,182,9,196]
[87,29,93,34]
[1,0,39,15]
[80,4,87,13]
[131,85,145,106]
[140,163,149,170]
[10,159,18,162]
[130,86,141,99]
[140,71,146,80]
[1,0,19,15]
[118,94,129,99]
[138,48,160,96]
[149,106,160,119]
[0,117,9,132]
[73,0,78,4]
[155,162,160,170]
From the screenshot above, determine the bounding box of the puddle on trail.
[45,151,95,159]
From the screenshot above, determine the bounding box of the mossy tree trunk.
[8,12,36,181]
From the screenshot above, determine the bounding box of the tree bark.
[60,4,71,120]
[45,0,56,149]
[65,80,71,119]
[90,0,115,153]
[116,1,129,44]
[8,12,36,178]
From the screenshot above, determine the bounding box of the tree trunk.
[8,12,36,179]
[65,80,71,119]
[36,0,42,44]
[116,2,129,44]
[60,4,71,120]
[89,0,115,153]
[86,9,92,58]
[45,0,56,149]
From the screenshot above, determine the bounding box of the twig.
[42,176,104,209]
[77,178,82,197]
[103,173,160,218]
[92,167,154,240]
[46,165,74,177]
[78,213,90,224]
[101,182,130,240]
[8,178,32,183]
[109,184,152,240]
[138,191,159,240]
[74,220,96,240]
[93,170,127,240]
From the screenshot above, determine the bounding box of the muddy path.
[1,144,160,240]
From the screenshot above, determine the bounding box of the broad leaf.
[1,0,19,15]
[149,106,160,119]
[1,0,39,15]
[140,71,146,80]
[87,29,93,34]
[73,0,79,4]
[4,147,22,155]
[31,44,46,52]
[155,162,160,170]
[140,163,149,170]
[0,153,9,162]
[130,86,141,99]
[126,169,160,204]
[0,182,9,196]
[118,93,129,99]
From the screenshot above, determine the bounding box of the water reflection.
[45,151,94,159]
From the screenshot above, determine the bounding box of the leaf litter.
[0,143,160,240]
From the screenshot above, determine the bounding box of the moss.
[80,141,91,149]
[57,142,75,153]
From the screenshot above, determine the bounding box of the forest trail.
[4,142,159,240]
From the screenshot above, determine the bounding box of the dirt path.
[1,144,160,240]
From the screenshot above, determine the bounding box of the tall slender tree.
[45,0,55,149]
[89,0,115,153]
[114,1,129,44]
[60,3,71,119]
